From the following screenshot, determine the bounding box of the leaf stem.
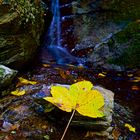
[60,109,76,140]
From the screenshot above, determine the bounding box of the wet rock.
[45,84,114,138]
[113,103,135,127]
[88,21,140,70]
[70,0,140,20]
[0,65,17,88]
[60,0,140,70]
[108,21,140,69]
[0,1,44,69]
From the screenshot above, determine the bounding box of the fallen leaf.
[59,70,67,79]
[43,64,50,67]
[130,77,140,82]
[131,85,140,91]
[98,73,106,78]
[127,74,133,77]
[18,77,37,85]
[11,90,26,96]
[135,77,140,80]
[112,127,121,140]
[125,123,136,132]
[131,79,140,82]
[44,81,105,118]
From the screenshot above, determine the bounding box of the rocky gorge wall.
[0,0,139,71]
[0,0,45,69]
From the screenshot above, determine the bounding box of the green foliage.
[10,0,41,24]
[115,22,140,43]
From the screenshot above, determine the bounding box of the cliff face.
[0,0,44,69]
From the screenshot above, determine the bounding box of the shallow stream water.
[0,63,140,139]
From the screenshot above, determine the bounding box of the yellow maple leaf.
[44,81,105,118]
[11,90,26,96]
[125,123,136,132]
[18,77,37,85]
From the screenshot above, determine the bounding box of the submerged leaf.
[44,81,105,118]
[125,123,136,132]
[18,77,37,85]
[11,90,26,96]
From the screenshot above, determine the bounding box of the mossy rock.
[0,65,17,88]
[0,1,44,69]
[108,21,140,68]
[102,0,140,21]
[43,85,114,132]
[110,41,140,68]
[115,22,140,43]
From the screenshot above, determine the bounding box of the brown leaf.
[112,127,121,140]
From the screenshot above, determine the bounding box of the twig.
[60,109,76,140]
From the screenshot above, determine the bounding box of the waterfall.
[42,0,85,66]
[49,0,61,46]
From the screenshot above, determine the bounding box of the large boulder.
[87,21,140,70]
[0,0,44,69]
[44,84,114,138]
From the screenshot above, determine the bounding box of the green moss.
[109,40,140,68]
[111,0,140,21]
[107,38,115,50]
[108,21,140,68]
[0,68,5,76]
[115,22,140,43]
[10,0,42,24]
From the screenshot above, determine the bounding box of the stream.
[0,0,140,140]
[0,64,140,139]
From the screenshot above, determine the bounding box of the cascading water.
[49,0,61,46]
[43,0,85,66]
